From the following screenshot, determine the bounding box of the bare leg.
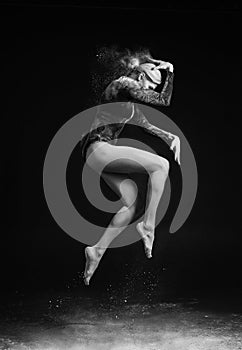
[144,168,168,229]
[84,205,136,285]
[136,168,168,257]
[84,142,169,284]
[84,175,137,285]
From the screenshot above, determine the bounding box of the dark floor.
[0,279,242,350]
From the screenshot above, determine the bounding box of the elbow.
[164,96,172,106]
[159,95,171,106]
[162,99,171,106]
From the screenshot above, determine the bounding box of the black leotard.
[80,68,174,161]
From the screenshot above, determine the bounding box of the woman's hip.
[86,142,169,175]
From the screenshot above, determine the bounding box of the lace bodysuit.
[80,68,174,161]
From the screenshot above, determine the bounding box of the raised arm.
[124,69,174,106]
[143,55,174,72]
[144,55,166,67]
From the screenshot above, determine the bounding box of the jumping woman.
[80,50,180,285]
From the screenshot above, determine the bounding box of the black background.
[1,2,241,298]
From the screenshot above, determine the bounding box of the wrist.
[168,132,174,140]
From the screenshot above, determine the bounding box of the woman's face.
[139,63,162,86]
[139,74,157,90]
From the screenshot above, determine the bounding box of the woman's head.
[140,63,161,83]
[90,46,160,102]
[130,63,161,90]
[139,63,161,88]
[126,64,161,90]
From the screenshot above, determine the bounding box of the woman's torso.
[80,76,140,159]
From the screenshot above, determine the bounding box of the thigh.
[87,141,168,174]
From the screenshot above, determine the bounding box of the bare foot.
[84,246,101,286]
[136,221,154,259]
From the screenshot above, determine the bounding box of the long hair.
[90,45,153,104]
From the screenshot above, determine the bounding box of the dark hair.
[90,45,152,104]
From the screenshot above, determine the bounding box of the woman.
[80,51,180,285]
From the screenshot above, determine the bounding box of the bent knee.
[119,203,136,217]
[158,157,170,175]
[112,205,135,227]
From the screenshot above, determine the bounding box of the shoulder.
[102,76,142,102]
[114,76,141,89]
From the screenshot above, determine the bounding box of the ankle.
[93,246,106,258]
[143,221,155,232]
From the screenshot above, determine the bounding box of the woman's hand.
[170,135,180,165]
[147,57,166,65]
[145,56,174,72]
[156,61,174,72]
